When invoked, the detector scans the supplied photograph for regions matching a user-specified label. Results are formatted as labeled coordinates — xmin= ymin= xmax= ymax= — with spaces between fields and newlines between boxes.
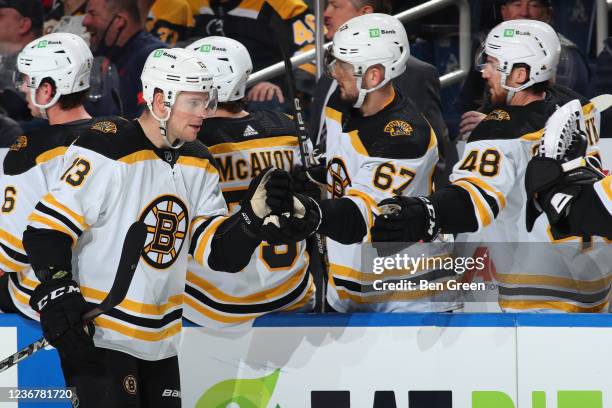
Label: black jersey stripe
xmin=34 ymin=202 xmax=83 ymax=237
xmin=467 ymin=182 xmax=500 ymax=218
xmin=0 ymin=243 xmax=28 ymax=264
xmin=97 ymin=306 xmax=183 ymax=330
xmin=189 ymin=215 xmax=221 ymax=255
xmin=185 ymin=270 xmax=309 ymax=314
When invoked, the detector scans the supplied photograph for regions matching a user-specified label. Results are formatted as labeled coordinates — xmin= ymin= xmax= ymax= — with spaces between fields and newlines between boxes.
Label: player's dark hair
xmin=349 ymin=0 xmax=393 ymax=14
xmin=219 ymin=98 xmax=249 ymax=114
xmin=40 ymin=78 xmax=89 ymax=110
xmin=106 ymin=0 xmax=141 ymax=24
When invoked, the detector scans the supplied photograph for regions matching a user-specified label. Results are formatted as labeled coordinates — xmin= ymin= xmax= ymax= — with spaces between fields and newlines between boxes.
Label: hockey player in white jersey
xmin=372 ymin=19 xmax=609 ymax=313
xmin=183 ymin=36 xmax=318 ymax=327
xmin=288 ymin=13 xmax=458 ymax=313
xmin=21 ymin=48 xmax=294 ymax=407
xmin=525 ymin=99 xmax=611 ymax=238
xmin=0 ymin=33 xmax=94 ymax=317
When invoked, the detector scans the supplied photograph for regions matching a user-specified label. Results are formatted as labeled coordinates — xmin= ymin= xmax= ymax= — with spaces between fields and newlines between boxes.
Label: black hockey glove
xmin=238 ymin=167 xmax=293 ymax=239
xmin=371 ymin=196 xmax=440 ymax=243
xmin=29 ymin=274 xmax=95 ymax=355
xmin=525 ymin=156 xmax=603 ymax=233
xmin=291 ymin=153 xmax=327 ymax=201
xmin=261 ymin=193 xmax=322 ymax=245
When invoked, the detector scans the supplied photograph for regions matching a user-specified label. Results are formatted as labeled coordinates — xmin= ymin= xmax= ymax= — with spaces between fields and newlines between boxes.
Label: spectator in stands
xmin=311 ymin=0 xmax=454 ymax=187
xmin=192 ymin=0 xmax=316 ymax=106
xmin=146 ymin=0 xmax=195 ymax=46
xmin=587 ymin=39 xmax=612 ymax=138
xmin=457 ymin=0 xmax=591 ymax=138
xmin=82 ymin=0 xmax=167 ymax=118
xmin=0 ymin=0 xmax=44 ymax=122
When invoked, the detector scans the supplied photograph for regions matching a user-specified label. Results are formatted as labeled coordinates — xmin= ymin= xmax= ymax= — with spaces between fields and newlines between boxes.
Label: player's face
xmin=481 ymin=56 xmax=508 ymax=105
xmin=501 ymin=0 xmax=551 ymax=23
xmin=324 ymin=0 xmax=361 ymax=40
xmin=167 ymin=91 xmax=216 ymax=142
xmin=18 ymin=75 xmax=47 ymax=118
xmin=83 ymin=0 xmax=119 ymax=50
xmin=330 ymin=59 xmax=359 ymax=103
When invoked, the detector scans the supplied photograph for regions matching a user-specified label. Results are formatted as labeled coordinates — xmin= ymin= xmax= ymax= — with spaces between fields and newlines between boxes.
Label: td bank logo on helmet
xmin=153 ymin=50 xmax=177 ymax=59
xmin=37 ymin=40 xmax=62 ymax=48
xmin=199 ymin=45 xmax=227 ymax=52
xmin=369 ymin=28 xmax=397 ymax=38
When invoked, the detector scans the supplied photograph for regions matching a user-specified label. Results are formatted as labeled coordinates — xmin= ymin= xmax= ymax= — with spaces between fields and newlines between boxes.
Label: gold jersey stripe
xmin=184 ymin=295 xmax=260 ymax=324
xmin=94 ymin=317 xmax=182 ymax=341
xmin=599 ymin=175 xmax=612 ymax=201
xmin=0 ymin=252 xmax=26 ymax=272
xmin=284 ymin=277 xmax=315 ymax=311
xmin=177 ymin=156 xmax=218 ymax=174
xmin=454 ymin=180 xmax=493 ymax=227
xmin=520 ymin=128 xmax=544 ymax=142
xmin=81 ymin=286 xmax=183 ymax=316
xmin=325 ymin=106 xmax=342 ymax=124
xmin=118 ymin=150 xmax=158 ymax=164
xmin=186 ymin=264 xmax=307 ymax=304
xmin=43 ymin=193 xmax=88 ymax=230
xmin=194 ymin=216 xmax=226 ymax=265
xmin=495 ymin=272 xmax=612 ymax=292
xmin=35 ymin=146 xmax=68 ymax=165
xmin=9 ymin=282 xmax=31 ymax=307
xmin=28 ymin=213 xmax=77 ymax=244
xmin=455 ymin=177 xmax=507 ymax=209
xmin=0 ymin=228 xmax=25 ymax=251
xmin=499 ymin=299 xmax=609 ymax=313
xmin=17 ymin=270 xmax=38 ymax=290
xmin=329 ymin=274 xmax=455 ymax=302
xmin=330 ymin=255 xmax=453 ymax=282
xmin=208 ymin=136 xmax=298 ymax=154
xmin=348 ymin=130 xmax=368 ymax=156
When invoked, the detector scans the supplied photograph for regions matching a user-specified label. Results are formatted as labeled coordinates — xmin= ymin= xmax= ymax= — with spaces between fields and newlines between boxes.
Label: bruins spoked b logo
xmin=328 ymin=157 xmax=351 ymax=199
xmin=139 ymin=195 xmax=189 ymax=269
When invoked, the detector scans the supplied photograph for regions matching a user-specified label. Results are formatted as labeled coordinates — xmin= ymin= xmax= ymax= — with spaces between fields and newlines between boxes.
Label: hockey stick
xmin=0 ymin=221 xmax=147 ymax=374
xmin=258 ymin=2 xmax=329 ymax=312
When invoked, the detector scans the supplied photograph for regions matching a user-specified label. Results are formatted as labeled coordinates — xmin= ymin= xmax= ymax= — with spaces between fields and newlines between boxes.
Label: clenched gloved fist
xmin=371 ymin=196 xmax=440 ymax=243
xmin=238 ymin=167 xmax=293 ymax=238
xmin=261 ymin=193 xmax=322 ymax=244
xmin=29 ymin=275 xmax=94 ymax=355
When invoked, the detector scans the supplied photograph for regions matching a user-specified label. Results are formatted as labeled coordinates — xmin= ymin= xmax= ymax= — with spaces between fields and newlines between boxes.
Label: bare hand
xmin=247 ymin=81 xmax=285 ymax=103
xmin=459 ymin=111 xmax=486 ymax=139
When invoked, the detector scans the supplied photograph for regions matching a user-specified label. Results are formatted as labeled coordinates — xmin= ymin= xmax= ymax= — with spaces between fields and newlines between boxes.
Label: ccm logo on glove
xmin=36 ymin=284 xmax=81 ymax=311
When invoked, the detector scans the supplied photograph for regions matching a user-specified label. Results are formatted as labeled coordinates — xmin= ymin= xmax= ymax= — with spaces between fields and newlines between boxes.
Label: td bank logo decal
xmin=196 ymin=369 xmax=280 ymax=408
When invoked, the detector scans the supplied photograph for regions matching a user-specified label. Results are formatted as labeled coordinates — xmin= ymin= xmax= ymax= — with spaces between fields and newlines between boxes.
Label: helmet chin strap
xmin=149 ymin=106 xmax=184 ymax=149
xmin=352 ymin=76 xmax=391 ymax=109
xmin=31 ymin=89 xmax=61 ymax=120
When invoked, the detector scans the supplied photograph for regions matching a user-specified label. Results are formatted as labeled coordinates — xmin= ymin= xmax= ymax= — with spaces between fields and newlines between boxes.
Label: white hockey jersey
xmin=25 ymin=117 xmax=228 ymax=360
xmin=451 ymin=86 xmax=610 ymax=313
xmin=0 ymin=121 xmax=91 ymax=319
xmin=184 ymin=110 xmax=315 ymax=328
xmin=323 ymin=88 xmax=459 ymax=312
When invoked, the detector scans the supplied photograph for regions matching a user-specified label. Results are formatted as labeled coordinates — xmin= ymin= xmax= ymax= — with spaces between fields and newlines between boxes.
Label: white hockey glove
xmin=525 ymin=99 xmax=604 ymax=233
xmin=238 ymin=167 xmax=293 ymax=239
